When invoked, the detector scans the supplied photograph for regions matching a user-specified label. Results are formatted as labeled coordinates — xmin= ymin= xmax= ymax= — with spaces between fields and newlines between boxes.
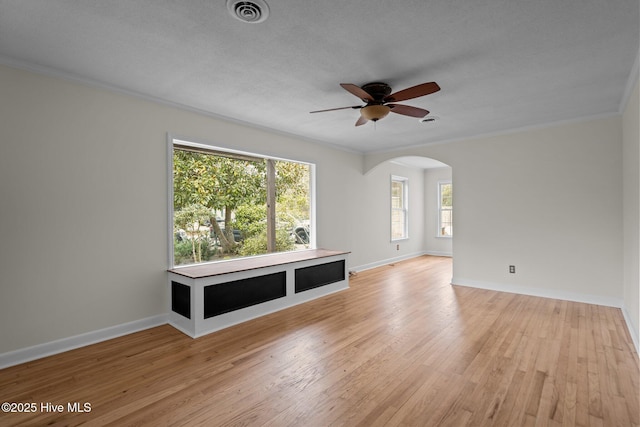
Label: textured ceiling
xmin=0 ymin=0 xmax=638 ymax=153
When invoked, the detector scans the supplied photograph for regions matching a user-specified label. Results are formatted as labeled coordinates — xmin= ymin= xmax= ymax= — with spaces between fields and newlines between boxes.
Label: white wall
xmin=365 ymin=115 xmax=625 ymax=306
xmin=452 ymin=118 xmax=623 ymax=305
xmin=622 ymin=76 xmax=639 ymax=349
xmin=352 ymin=162 xmax=426 ymax=271
xmin=0 ymin=64 xmax=383 ymax=354
xmin=424 ymin=167 xmax=453 ymax=256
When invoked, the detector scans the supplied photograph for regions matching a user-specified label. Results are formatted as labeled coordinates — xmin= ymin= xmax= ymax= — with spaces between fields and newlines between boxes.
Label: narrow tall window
xmin=391 ymin=176 xmax=409 ymax=241
xmin=438 ymin=181 xmax=453 ymax=237
xmin=170 ymin=139 xmax=314 ymax=266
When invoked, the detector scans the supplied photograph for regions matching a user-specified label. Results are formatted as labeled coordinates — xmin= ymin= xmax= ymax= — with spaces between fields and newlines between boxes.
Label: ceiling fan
xmin=310 ymin=81 xmax=440 ymax=126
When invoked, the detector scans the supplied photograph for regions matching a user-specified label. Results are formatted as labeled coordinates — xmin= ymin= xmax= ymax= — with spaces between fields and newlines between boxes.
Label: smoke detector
xmin=227 ymin=0 xmax=270 ymax=23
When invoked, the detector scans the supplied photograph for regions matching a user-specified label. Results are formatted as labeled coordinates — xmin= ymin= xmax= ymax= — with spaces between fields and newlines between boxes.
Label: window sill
xmin=391 ymin=238 xmax=409 ymax=243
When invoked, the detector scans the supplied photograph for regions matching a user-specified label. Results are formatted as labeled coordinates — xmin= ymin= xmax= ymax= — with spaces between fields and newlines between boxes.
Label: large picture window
xmin=438 ymin=181 xmax=453 ymax=237
xmin=391 ymin=175 xmax=409 ymax=241
xmin=170 ymin=139 xmax=314 ymax=266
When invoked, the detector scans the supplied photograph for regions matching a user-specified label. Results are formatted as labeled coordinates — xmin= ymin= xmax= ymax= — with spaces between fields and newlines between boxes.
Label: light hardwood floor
xmin=1 ymin=256 xmax=638 ymax=426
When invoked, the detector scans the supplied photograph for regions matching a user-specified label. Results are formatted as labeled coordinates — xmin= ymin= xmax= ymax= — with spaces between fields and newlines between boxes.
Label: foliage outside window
xmin=391 ymin=176 xmax=408 ymax=241
xmin=438 ymin=181 xmax=453 ymax=237
xmin=171 ymin=141 xmax=313 ymax=266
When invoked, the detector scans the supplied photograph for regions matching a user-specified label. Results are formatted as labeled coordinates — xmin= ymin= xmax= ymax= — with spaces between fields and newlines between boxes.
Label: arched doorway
xmin=390 ymin=156 xmax=453 ymax=259
xmin=360 ymin=155 xmax=453 ymax=268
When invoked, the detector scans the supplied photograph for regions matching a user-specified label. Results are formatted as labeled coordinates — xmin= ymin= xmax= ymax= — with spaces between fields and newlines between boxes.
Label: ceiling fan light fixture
xmin=361 ymin=104 xmax=391 ymax=121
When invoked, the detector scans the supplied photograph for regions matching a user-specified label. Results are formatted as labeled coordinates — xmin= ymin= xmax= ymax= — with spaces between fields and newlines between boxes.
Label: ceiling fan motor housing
xmin=361 ymin=82 xmax=392 ymax=101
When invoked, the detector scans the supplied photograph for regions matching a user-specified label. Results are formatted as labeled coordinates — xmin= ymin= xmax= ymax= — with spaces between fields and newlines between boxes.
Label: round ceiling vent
xmin=227 ymin=0 xmax=270 ymax=23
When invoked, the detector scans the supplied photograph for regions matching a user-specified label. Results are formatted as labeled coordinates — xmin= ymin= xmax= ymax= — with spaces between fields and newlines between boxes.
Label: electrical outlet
xmin=396 ymin=244 xmax=400 ymax=250
xmin=509 ymin=265 xmax=516 ymax=274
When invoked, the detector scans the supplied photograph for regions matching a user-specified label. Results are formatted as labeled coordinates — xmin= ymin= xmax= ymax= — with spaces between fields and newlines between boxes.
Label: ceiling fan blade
xmin=340 ymin=83 xmax=375 ymax=102
xmin=388 ymin=104 xmax=430 ymax=118
xmin=355 ymin=115 xmax=368 ymax=126
xmin=385 ymin=82 xmax=440 ymax=102
xmin=310 ymin=105 xmax=362 ymax=113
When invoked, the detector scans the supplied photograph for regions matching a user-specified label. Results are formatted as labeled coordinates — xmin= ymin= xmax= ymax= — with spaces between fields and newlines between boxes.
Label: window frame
xmin=167 ymin=136 xmax=316 ymax=268
xmin=390 ymin=175 xmax=409 ymax=241
xmin=437 ymin=180 xmax=453 ymax=238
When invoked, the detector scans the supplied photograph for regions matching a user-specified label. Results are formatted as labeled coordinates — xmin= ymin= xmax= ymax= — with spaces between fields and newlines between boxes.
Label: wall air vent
xmin=420 ymin=115 xmax=439 ymax=123
xmin=227 ymin=0 xmax=270 ymax=23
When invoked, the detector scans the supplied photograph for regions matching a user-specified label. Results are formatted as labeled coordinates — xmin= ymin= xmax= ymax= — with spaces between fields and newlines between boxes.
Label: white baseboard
xmin=451 ymin=277 xmax=640 ymax=353
xmin=0 ymin=314 xmax=167 ymax=369
xmin=621 ymin=306 xmax=640 ymax=354
xmin=451 ymin=277 xmax=624 ymax=308
xmin=424 ymin=250 xmax=453 ymax=257
xmin=3 ymin=272 xmax=636 ymax=369
xmin=351 ymin=251 xmax=428 ymax=273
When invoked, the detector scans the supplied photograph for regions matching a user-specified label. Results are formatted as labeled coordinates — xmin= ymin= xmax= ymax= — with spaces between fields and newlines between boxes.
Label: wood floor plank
xmin=0 ymin=256 xmax=637 ymax=426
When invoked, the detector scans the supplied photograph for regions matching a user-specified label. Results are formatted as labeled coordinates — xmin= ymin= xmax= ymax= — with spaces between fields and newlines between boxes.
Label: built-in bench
xmin=167 ymin=249 xmax=349 ymax=337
